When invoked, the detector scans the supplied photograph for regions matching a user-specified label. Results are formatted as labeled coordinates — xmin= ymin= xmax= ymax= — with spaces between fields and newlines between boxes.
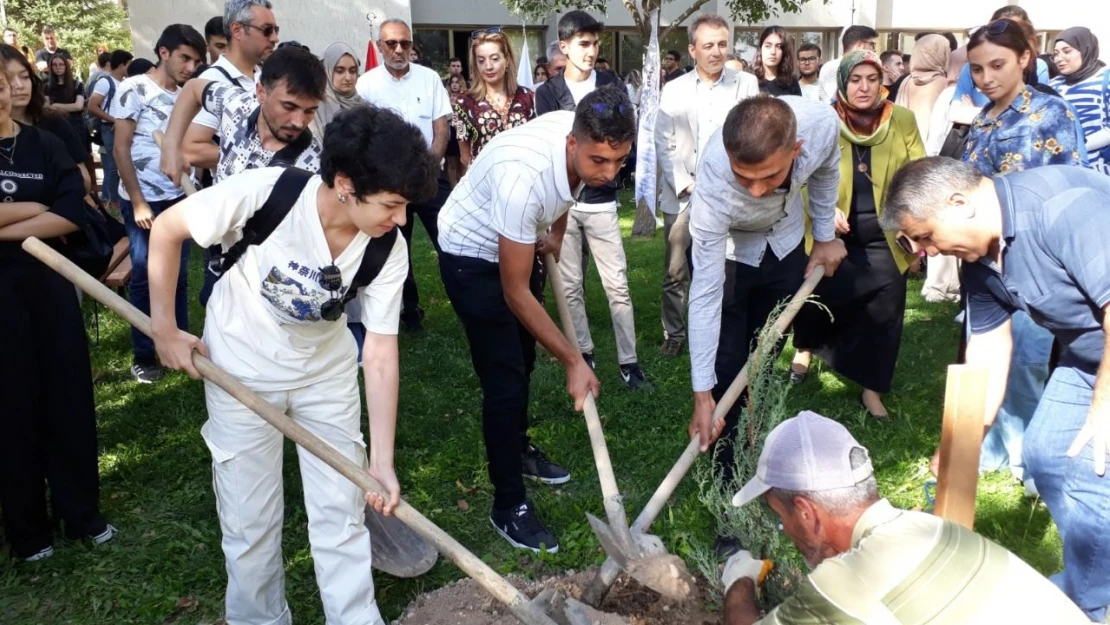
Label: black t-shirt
xmin=0 ymin=123 xmax=87 ymax=263
xmin=761 ymin=78 xmax=803 ymax=97
xmin=36 ymin=114 xmax=88 ymax=165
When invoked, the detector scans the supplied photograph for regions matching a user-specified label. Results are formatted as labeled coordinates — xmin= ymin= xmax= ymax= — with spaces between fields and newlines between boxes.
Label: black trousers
xmin=439 ymin=252 xmax=542 ymax=510
xmin=401 ymin=171 xmax=450 ymax=320
xmin=711 ymin=244 xmax=807 ymax=482
xmin=0 ymin=262 xmax=105 ymax=557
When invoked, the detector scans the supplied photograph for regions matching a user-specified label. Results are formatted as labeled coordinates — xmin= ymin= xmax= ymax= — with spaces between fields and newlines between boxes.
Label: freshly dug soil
xmin=394 ymin=569 xmax=719 ymax=625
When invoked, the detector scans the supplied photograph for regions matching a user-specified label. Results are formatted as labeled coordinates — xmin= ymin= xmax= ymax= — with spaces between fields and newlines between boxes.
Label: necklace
xmin=487 ymin=90 xmax=511 ymax=122
xmin=854 ymin=145 xmax=874 ymax=185
xmin=0 ymin=123 xmax=18 ymax=165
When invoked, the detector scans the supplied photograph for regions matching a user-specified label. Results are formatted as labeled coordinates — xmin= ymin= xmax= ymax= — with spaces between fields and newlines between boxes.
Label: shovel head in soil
xmin=364 ymin=504 xmax=438 ymax=577
xmin=586 ymin=513 xmax=694 ymax=601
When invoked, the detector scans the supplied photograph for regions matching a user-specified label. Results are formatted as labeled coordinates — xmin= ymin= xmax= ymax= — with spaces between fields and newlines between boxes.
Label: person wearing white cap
xmin=721 ymin=410 xmax=1089 ymax=625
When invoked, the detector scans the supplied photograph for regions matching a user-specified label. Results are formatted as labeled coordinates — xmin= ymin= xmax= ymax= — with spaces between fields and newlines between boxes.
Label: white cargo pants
xmin=201 ymin=367 xmax=384 ymax=625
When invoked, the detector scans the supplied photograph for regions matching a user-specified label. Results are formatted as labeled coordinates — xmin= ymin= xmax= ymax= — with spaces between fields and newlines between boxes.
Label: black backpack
xmin=205 ymin=167 xmax=399 ymax=313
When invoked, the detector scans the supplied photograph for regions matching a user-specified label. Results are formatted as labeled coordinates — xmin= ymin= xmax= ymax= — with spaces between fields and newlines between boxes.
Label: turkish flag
xmin=366 ymin=41 xmax=379 ymax=70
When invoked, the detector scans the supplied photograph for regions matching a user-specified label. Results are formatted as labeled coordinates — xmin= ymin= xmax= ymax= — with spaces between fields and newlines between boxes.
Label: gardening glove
xmin=721 ymin=550 xmax=774 ymax=594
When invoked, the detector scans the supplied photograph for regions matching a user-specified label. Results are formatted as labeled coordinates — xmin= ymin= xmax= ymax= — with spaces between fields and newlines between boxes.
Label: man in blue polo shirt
xmin=881 ymin=156 xmax=1110 ymax=622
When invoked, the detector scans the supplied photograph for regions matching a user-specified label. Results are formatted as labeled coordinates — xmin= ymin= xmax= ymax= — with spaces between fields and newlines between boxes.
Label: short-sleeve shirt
xmin=191 ymin=55 xmax=259 ymax=130
xmin=356 ymin=64 xmax=451 ymax=148
xmin=114 ymin=74 xmax=184 ymax=202
xmin=90 ymin=75 xmax=120 ymax=116
xmin=201 ymin=82 xmax=323 ymax=183
xmin=451 ymin=87 xmax=536 ymax=160
xmin=183 ymin=167 xmax=408 ymax=391
xmin=757 ymin=499 xmax=1090 ymax=624
xmin=963 ymin=166 xmax=1110 ymax=386
xmin=437 ymin=111 xmax=581 ymax=263
xmin=963 ymin=86 xmax=1085 ymax=175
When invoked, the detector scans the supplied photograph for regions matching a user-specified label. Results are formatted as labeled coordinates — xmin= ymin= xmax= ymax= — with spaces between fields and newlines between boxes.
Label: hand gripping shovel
xmin=543 ymin=254 xmax=694 ymax=601
xmin=579 ymin=265 xmax=826 ymax=606
xmin=149 ymin=130 xmax=433 ymax=578
xmin=24 ymin=237 xmax=560 ymax=625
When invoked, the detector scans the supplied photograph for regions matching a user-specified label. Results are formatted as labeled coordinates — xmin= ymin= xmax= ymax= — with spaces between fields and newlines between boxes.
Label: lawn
xmin=0 ymin=200 xmax=1060 ymax=624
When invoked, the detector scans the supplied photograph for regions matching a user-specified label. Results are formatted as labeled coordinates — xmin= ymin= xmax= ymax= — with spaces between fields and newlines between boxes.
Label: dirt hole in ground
xmin=394 ymin=568 xmax=718 ymax=625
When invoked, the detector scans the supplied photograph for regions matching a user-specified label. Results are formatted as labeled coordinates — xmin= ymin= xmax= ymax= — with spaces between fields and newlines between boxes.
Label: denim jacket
xmin=963 ymin=86 xmax=1086 ymax=175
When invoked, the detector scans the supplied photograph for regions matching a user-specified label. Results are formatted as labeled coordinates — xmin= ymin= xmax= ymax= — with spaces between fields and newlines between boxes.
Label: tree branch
xmin=622 ymin=0 xmax=646 ymax=37
xmin=660 ymin=0 xmax=713 ymax=41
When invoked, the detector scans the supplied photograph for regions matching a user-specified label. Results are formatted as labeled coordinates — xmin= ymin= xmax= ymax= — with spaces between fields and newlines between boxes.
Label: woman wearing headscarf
xmin=309 ymin=43 xmax=362 ymax=140
xmin=791 ymin=51 xmax=925 ymax=419
xmin=1050 ymin=27 xmax=1110 ymax=174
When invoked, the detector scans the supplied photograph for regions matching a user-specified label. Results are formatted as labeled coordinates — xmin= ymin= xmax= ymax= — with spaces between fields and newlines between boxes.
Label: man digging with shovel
xmin=146 ymin=106 xmax=437 ymax=625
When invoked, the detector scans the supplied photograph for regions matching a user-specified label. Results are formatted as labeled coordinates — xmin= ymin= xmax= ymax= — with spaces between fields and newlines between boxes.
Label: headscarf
xmin=834 ymin=50 xmax=895 ymax=146
xmin=895 ymin=35 xmax=950 ymax=141
xmin=311 ymin=43 xmax=363 ymax=139
xmin=946 ymin=45 xmax=967 ymax=87
xmin=1056 ymin=27 xmax=1106 ymax=85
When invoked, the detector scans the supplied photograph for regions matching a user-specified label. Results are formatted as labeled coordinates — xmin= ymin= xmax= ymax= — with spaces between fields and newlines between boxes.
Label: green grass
xmin=0 ymin=200 xmax=1060 ymax=624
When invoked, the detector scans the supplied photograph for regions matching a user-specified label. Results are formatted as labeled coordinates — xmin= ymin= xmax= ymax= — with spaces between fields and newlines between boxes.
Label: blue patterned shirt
xmin=963 ymin=86 xmax=1085 ymax=175
xmin=1051 ymin=67 xmax=1110 ymax=175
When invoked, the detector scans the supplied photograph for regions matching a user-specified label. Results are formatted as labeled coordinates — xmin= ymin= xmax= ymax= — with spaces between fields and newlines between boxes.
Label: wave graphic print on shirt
xmin=260 ymin=262 xmax=347 ymax=324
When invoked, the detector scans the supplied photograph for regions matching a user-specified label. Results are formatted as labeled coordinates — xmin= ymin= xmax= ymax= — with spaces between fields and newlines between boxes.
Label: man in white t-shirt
xmin=817 ymin=25 xmax=878 ymax=104
xmin=114 ymin=24 xmax=205 ymax=384
xmin=437 ymin=88 xmax=635 ymax=553
xmin=87 ymin=49 xmax=133 ymax=208
xmin=357 ymin=18 xmax=452 ymax=335
xmin=148 ymin=106 xmax=438 ymax=625
xmin=183 ymin=0 xmax=278 ymax=171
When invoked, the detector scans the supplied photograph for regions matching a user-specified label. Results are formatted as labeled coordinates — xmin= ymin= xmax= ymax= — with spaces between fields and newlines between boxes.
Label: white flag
xmin=634 ymin=10 xmax=661 ymax=223
xmin=517 ymin=29 xmax=534 ymax=89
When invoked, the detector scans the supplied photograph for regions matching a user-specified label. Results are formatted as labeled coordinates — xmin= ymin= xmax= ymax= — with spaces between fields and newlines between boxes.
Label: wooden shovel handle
xmin=22 ymin=237 xmax=558 ymax=625
xmin=151 ymin=130 xmax=198 ymax=196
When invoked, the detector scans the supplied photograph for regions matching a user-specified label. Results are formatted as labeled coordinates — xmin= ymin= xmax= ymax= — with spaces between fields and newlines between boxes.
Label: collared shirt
xmin=437 ymin=111 xmax=582 ymax=263
xmin=201 ymin=82 xmax=322 ymax=183
xmin=964 ymin=166 xmax=1110 ymax=386
xmin=963 ymin=85 xmax=1085 ymax=175
xmin=687 ymin=96 xmax=840 ymax=391
xmin=192 ymin=55 xmax=260 ymax=130
xmin=694 ymin=73 xmax=729 ymax=158
xmin=356 ymin=64 xmax=451 ymax=148
xmin=757 ymin=499 xmax=1089 ymax=624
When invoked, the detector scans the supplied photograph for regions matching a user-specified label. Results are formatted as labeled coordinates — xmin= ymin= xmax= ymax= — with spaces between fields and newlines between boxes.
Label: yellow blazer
xmin=806 ymin=105 xmax=926 ymax=274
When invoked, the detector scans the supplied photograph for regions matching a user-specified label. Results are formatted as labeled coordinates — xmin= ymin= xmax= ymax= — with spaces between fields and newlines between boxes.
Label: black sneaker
xmin=521 ymin=444 xmax=570 ymax=485
xmin=660 ymin=338 xmax=684 ymax=357
xmin=620 ymin=363 xmax=653 ymax=391
xmin=582 ymin=352 xmax=596 ymax=370
xmin=490 ymin=500 xmax=559 ymax=553
xmin=131 ymin=362 xmax=164 ymax=384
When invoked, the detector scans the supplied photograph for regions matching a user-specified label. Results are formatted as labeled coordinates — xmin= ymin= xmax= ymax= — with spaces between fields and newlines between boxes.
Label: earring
xmin=338 ymin=193 xmax=347 ymax=204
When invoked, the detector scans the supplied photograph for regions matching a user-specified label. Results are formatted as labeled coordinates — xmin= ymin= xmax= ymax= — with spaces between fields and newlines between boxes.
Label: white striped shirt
xmin=1051 ymin=68 xmax=1110 ymax=175
xmin=438 ymin=112 xmax=581 ymax=263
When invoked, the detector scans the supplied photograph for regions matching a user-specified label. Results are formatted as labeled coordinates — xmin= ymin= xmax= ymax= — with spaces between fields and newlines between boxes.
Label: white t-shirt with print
xmin=192 ymin=55 xmax=260 ymax=130
xmin=565 ymin=71 xmax=598 ymax=106
xmin=115 ymin=74 xmax=184 ymax=202
xmin=184 ymin=167 xmax=408 ymax=391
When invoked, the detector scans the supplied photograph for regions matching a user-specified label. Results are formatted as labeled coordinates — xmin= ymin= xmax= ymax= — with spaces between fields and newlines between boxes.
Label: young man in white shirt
xmin=656 ymin=14 xmax=760 ymax=358
xmin=114 ymin=24 xmax=205 ymax=384
xmin=536 ymin=11 xmax=650 ymax=389
xmin=817 ymin=25 xmax=878 ymax=104
xmin=437 ymin=87 xmax=635 ymax=553
xmin=357 ymin=18 xmax=452 ymax=335
xmin=87 ymin=49 xmax=133 ymax=209
xmin=797 ymin=43 xmax=822 ymax=101
xmin=148 ymin=106 xmax=438 ymax=625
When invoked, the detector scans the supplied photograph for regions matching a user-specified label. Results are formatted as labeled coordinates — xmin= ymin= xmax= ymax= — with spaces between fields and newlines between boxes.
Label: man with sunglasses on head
xmin=357 ymin=18 xmax=452 ymax=335
xmin=437 ymin=87 xmax=634 ymax=553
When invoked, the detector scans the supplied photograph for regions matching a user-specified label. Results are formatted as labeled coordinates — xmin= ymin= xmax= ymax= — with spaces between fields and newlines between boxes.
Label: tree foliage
xmin=5 ymin=0 xmax=131 ymax=80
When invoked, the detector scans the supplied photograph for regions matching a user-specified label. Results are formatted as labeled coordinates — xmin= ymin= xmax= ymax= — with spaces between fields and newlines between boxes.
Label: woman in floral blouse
xmin=452 ymin=29 xmax=536 ymax=172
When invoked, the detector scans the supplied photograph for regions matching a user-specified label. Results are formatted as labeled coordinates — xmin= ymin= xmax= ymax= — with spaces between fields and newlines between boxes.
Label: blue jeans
xmin=980 ymin=311 xmax=1052 ymax=480
xmin=120 ymin=197 xmax=190 ymax=364
xmin=1024 ymin=366 xmax=1110 ymax=621
xmin=99 ymin=125 xmax=120 ymax=205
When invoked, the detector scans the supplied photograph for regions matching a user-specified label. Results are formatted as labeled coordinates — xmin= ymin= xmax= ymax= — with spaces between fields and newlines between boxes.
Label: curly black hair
xmin=572 ymin=85 xmax=636 ymax=147
xmin=321 ymin=105 xmax=438 ymax=203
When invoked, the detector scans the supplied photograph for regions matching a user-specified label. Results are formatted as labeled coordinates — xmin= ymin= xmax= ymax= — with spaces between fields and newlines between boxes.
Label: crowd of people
xmin=2 ymin=0 xmax=1110 ymax=623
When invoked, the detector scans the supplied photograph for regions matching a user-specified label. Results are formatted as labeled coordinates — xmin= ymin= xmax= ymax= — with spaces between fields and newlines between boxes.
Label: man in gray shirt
xmin=686 ymin=97 xmax=846 ymax=552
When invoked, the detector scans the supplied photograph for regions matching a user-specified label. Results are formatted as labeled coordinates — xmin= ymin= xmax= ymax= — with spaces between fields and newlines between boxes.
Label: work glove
xmin=721 ymin=549 xmax=774 ymax=594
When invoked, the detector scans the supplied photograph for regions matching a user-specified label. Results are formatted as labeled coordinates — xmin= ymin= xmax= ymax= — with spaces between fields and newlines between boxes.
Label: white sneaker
xmin=91 ymin=524 xmax=117 ymax=545
xmin=24 ymin=546 xmax=54 ymax=562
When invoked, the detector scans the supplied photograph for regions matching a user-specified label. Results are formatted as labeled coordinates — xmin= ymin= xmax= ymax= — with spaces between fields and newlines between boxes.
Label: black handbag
xmin=939 ymin=122 xmax=971 ymax=160
xmin=64 ymin=201 xmax=122 ymax=279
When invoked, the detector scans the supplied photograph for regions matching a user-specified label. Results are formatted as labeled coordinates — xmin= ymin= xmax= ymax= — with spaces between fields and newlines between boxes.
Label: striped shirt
xmin=758 ymin=499 xmax=1089 ymax=625
xmin=1051 ymin=68 xmax=1110 ymax=175
xmin=437 ymin=111 xmax=582 ymax=263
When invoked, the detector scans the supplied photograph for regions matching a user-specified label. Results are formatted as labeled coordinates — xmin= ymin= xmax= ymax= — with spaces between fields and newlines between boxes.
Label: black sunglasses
xmin=471 ymin=27 xmax=501 ymax=39
xmin=895 ymin=234 xmax=917 ymax=256
xmin=383 ymin=39 xmax=413 ymax=50
xmin=318 ymin=265 xmax=346 ymax=322
xmin=590 ymin=102 xmax=634 ymax=119
xmin=983 ymin=20 xmax=1013 ymax=37
xmin=242 ymin=23 xmax=279 ymax=38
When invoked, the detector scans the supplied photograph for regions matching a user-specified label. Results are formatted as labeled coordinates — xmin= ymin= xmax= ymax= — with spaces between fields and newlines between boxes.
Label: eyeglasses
xmin=471 ymin=26 xmax=501 ymax=39
xmin=242 ymin=23 xmax=280 ymax=38
xmin=798 ymin=56 xmax=819 ymax=63
xmin=318 ymin=265 xmax=346 ymax=322
xmin=383 ymin=39 xmax=413 ymax=50
xmin=589 ymin=102 xmax=634 ymax=119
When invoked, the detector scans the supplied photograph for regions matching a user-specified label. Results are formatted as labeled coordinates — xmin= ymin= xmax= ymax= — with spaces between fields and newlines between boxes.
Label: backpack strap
xmin=209 ymin=64 xmax=243 ymax=89
xmin=209 ymin=167 xmax=314 ymax=276
xmin=269 ymin=126 xmax=314 ymax=168
xmin=340 ymin=229 xmax=399 ymax=306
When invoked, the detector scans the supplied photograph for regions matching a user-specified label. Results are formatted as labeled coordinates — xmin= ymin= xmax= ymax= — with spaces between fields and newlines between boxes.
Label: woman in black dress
xmin=791 ymin=51 xmax=926 ymax=418
xmin=43 ymin=52 xmax=91 ymax=154
xmin=0 ymin=61 xmax=113 ymax=561
xmin=752 ymin=26 xmax=802 ymax=97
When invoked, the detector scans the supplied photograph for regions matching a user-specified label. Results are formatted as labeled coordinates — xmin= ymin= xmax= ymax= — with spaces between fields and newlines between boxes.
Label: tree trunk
xmin=631 ymin=196 xmax=658 ymax=237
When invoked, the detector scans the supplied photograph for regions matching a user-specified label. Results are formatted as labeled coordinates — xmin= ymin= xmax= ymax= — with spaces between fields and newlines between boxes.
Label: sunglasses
xmin=383 ymin=39 xmax=413 ymax=50
xmin=984 ymin=20 xmax=1013 ymax=37
xmin=242 ymin=23 xmax=279 ymax=38
xmin=589 ymin=102 xmax=634 ymax=119
xmin=471 ymin=26 xmax=501 ymax=39
xmin=895 ymin=234 xmax=922 ymax=257
xmin=318 ymin=265 xmax=346 ymax=322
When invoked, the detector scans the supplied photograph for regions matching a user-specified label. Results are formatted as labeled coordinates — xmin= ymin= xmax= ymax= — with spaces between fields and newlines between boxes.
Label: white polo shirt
xmin=192 ymin=55 xmax=260 ymax=129
xmin=438 ymin=111 xmax=582 ymax=263
xmin=356 ymin=64 xmax=450 ymax=148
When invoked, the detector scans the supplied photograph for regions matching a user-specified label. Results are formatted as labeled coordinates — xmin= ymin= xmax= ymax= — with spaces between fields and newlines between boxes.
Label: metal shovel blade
xmin=365 ymin=504 xmax=438 ymax=577
xmin=586 ymin=513 xmax=694 ymax=601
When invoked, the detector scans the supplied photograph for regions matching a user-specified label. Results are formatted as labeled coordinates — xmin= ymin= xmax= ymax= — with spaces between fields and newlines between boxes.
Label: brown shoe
xmin=661 ymin=338 xmax=684 ymax=357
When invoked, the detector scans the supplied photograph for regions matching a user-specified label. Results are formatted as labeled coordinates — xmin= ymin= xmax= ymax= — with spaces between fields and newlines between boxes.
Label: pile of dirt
xmin=394 ymin=568 xmax=718 ymax=625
